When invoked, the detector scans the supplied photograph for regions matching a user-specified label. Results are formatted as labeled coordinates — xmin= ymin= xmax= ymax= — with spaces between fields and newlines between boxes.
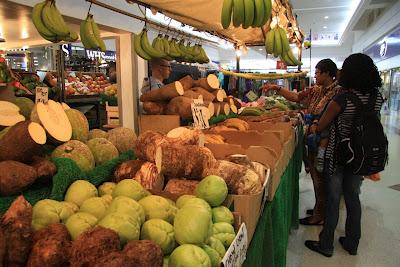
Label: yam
xmin=227 ymin=96 xmax=242 ymax=109
xmin=0 ymin=228 xmax=5 ymax=267
xmin=140 ymin=81 xmax=184 ymax=102
xmin=0 ymin=161 xmax=38 ymax=196
xmin=32 ymin=223 xmax=71 ymax=244
xmin=0 ymin=100 xmax=25 ymax=127
xmin=30 ymin=156 xmax=57 ymax=184
xmin=27 ymin=238 xmax=71 ymax=267
xmin=134 ymin=162 xmax=164 ymax=190
xmin=0 ymin=121 xmax=46 ymax=162
xmin=166 ymin=127 xmax=204 ymax=146
xmin=183 ymin=90 xmax=203 ymax=100
xmin=193 ymin=74 xmax=220 ymax=91
xmin=143 ymin=101 xmax=167 ymax=115
xmin=164 ymin=179 xmax=199 ymax=195
xmin=112 ymin=160 xmax=147 ymax=183
xmin=203 ymin=101 xmax=215 ymax=117
xmin=1 ymin=196 xmax=33 ymax=267
xmin=156 ymin=144 xmax=217 ymax=179
xmin=191 ymin=87 xmax=215 ymax=102
xmin=165 ymin=96 xmax=193 ymax=119
xmin=123 ymin=240 xmax=163 ymax=267
xmin=134 ymin=131 xmax=170 ymax=162
xmin=214 ymin=102 xmax=230 ymax=116
xmin=178 ymin=75 xmax=194 ymax=91
xmin=69 ymin=227 xmax=121 ymax=267
xmin=212 ymin=90 xmax=225 ymax=102
xmin=93 ymin=251 xmax=132 ymax=267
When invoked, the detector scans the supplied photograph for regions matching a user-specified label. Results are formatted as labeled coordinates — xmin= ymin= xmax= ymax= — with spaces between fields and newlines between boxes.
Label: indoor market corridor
xmin=286 ymin=112 xmax=400 ymax=267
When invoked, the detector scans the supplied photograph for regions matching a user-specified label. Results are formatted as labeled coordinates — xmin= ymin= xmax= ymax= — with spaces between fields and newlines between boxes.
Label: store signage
xmin=191 ymin=99 xmax=210 ymax=129
xmin=61 ymin=44 xmax=72 ymax=57
xmin=246 ymin=90 xmax=258 ymax=102
xmin=221 ymin=223 xmax=248 ymax=267
xmin=35 ymin=87 xmax=48 ymax=104
xmin=364 ymin=26 xmax=400 ymax=62
xmin=276 ymin=60 xmax=287 ymax=70
xmin=85 ymin=50 xmax=116 ymax=61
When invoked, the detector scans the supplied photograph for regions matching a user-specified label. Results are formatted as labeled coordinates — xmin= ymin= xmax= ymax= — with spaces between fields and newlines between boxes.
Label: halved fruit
xmin=28 ymin=121 xmax=47 ymax=144
xmin=0 ymin=101 xmax=25 ymax=126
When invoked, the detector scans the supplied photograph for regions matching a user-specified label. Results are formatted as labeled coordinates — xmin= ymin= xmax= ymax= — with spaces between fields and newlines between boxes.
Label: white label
xmin=222 ymin=223 xmax=248 ymax=267
xmin=246 ymin=90 xmax=258 ymax=102
xmin=191 ymin=99 xmax=210 ymax=129
xmin=35 ymin=87 xmax=48 ymax=104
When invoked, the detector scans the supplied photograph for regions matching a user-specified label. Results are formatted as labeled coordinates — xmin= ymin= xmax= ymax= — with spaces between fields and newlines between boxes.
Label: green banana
xmin=232 ymin=0 xmax=244 ymax=27
xmin=161 ymin=35 xmax=170 ymax=54
xmin=41 ymin=1 xmax=69 ymax=37
xmin=133 ymin=32 xmax=151 ymax=60
xmin=281 ymin=51 xmax=295 ymax=66
xmin=199 ymin=46 xmax=210 ymax=63
xmin=79 ymin=20 xmax=91 ymax=49
xmin=140 ymin=30 xmax=164 ymax=58
xmin=221 ymin=0 xmax=233 ymax=29
xmin=152 ymin=35 xmax=167 ymax=57
xmin=253 ymin=0 xmax=265 ymax=27
xmin=240 ymin=107 xmax=264 ymax=116
xmin=63 ymin=31 xmax=79 ymax=42
xmin=80 ymin=16 xmax=99 ymax=49
xmin=287 ymin=49 xmax=302 ymax=65
xmin=243 ymin=0 xmax=255 ymax=29
xmin=273 ymin=27 xmax=282 ymax=57
xmin=168 ymin=39 xmax=182 ymax=58
xmin=265 ymin=28 xmax=275 ymax=54
xmin=278 ymin=27 xmax=290 ymax=52
xmin=91 ymin=16 xmax=106 ymax=51
xmin=32 ymin=1 xmax=56 ymax=39
xmin=261 ymin=0 xmax=272 ymax=26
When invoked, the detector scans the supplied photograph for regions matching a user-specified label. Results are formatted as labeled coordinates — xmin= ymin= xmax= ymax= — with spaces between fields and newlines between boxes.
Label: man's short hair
xmin=149 ymin=58 xmax=169 ymax=69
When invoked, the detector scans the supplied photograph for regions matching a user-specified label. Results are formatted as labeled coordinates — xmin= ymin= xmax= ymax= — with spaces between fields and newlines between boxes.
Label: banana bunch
xmin=80 ymin=14 xmax=106 ymax=51
xmin=32 ymin=1 xmax=78 ymax=43
xmin=240 ymin=107 xmax=269 ymax=116
xmin=221 ymin=0 xmax=272 ymax=29
xmin=265 ymin=26 xmax=302 ymax=66
xmin=222 ymin=69 xmax=307 ymax=80
xmin=133 ymin=29 xmax=210 ymax=64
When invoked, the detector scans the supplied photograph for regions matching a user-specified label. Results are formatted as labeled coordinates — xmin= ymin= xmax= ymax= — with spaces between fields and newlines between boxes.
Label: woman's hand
xmin=260 ymin=83 xmax=281 ymax=93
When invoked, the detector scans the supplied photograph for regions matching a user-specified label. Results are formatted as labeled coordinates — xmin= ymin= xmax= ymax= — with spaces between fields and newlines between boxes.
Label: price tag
xmin=35 ymin=87 xmax=49 ymax=104
xmin=221 ymin=223 xmax=248 ymax=267
xmin=246 ymin=90 xmax=258 ymax=102
xmin=191 ymin=99 xmax=210 ymax=129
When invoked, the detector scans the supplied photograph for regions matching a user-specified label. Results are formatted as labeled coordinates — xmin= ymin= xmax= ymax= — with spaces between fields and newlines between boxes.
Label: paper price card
xmin=246 ymin=90 xmax=258 ymax=102
xmin=222 ymin=223 xmax=248 ymax=267
xmin=191 ymin=99 xmax=210 ymax=129
xmin=35 ymin=87 xmax=49 ymax=104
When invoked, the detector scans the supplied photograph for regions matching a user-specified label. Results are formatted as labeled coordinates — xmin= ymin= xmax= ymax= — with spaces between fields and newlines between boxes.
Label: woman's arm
xmin=316 ymin=100 xmax=342 ymax=132
xmin=260 ymin=84 xmax=300 ymax=102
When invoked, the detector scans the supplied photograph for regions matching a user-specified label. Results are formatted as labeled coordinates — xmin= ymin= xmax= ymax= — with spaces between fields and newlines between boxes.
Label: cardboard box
xmin=139 ymin=115 xmax=180 ymax=134
xmin=248 ymin=121 xmax=294 ymax=142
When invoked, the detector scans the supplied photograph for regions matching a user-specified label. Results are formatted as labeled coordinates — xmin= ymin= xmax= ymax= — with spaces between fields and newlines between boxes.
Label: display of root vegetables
xmin=140 ymin=74 xmax=241 ymax=119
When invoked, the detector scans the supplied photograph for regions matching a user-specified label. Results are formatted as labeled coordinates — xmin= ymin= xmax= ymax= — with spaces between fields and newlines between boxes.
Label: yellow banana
xmin=140 ymin=30 xmax=164 ymax=58
xmin=273 ymin=27 xmax=282 ymax=57
xmin=265 ymin=29 xmax=275 ymax=54
xmin=41 ymin=1 xmax=69 ymax=37
xmin=232 ymin=0 xmax=244 ymax=27
xmin=133 ymin=32 xmax=151 ymax=60
xmin=253 ymin=0 xmax=265 ymax=27
xmin=32 ymin=1 xmax=57 ymax=40
xmin=243 ymin=0 xmax=255 ymax=29
xmin=261 ymin=0 xmax=272 ymax=26
xmin=63 ymin=31 xmax=79 ymax=42
xmin=221 ymin=0 xmax=233 ymax=29
xmin=91 ymin=16 xmax=106 ymax=51
xmin=278 ymin=26 xmax=290 ymax=52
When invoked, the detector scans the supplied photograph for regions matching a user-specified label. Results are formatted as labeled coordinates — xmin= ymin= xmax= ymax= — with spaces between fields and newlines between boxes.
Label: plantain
xmin=278 ymin=26 xmax=290 ymax=52
xmin=152 ymin=35 xmax=167 ymax=57
xmin=168 ymin=38 xmax=182 ymax=58
xmin=265 ymin=28 xmax=275 ymax=54
xmin=287 ymin=49 xmax=302 ymax=65
xmin=32 ymin=1 xmax=57 ymax=41
xmin=232 ymin=0 xmax=245 ymax=27
xmin=133 ymin=32 xmax=151 ymax=60
xmin=280 ymin=51 xmax=295 ymax=66
xmin=140 ymin=30 xmax=164 ymax=58
xmin=221 ymin=0 xmax=234 ymax=29
xmin=273 ymin=27 xmax=282 ymax=57
xmin=90 ymin=15 xmax=106 ymax=51
xmin=63 ymin=31 xmax=79 ymax=42
xmin=80 ymin=15 xmax=99 ymax=49
xmin=253 ymin=0 xmax=265 ymax=27
xmin=41 ymin=1 xmax=69 ymax=37
xmin=243 ymin=0 xmax=255 ymax=29
xmin=261 ymin=0 xmax=272 ymax=26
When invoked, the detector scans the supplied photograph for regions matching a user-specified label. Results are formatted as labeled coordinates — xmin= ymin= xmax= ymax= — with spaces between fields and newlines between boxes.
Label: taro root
xmin=93 ymin=251 xmax=133 ymax=267
xmin=27 ymin=238 xmax=71 ymax=267
xmin=69 ymin=226 xmax=120 ymax=267
xmin=32 ymin=223 xmax=71 ymax=244
xmin=123 ymin=240 xmax=163 ymax=267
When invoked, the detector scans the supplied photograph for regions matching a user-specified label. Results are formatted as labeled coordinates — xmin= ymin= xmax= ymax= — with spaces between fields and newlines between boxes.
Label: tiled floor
xmin=286 ymin=112 xmax=400 ymax=267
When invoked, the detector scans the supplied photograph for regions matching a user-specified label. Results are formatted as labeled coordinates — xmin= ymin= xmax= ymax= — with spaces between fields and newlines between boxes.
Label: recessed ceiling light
xmin=323 ymin=26 xmax=327 ymax=29
xmin=258 ymin=48 xmax=263 ymax=51
xmin=324 ymin=16 xmax=329 ymax=19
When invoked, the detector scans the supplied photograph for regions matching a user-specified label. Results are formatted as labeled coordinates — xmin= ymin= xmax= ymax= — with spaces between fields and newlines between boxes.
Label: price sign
xmin=221 ymin=223 xmax=248 ymax=267
xmin=191 ymin=99 xmax=210 ymax=129
xmin=245 ymin=90 xmax=258 ymax=102
xmin=35 ymin=87 xmax=49 ymax=104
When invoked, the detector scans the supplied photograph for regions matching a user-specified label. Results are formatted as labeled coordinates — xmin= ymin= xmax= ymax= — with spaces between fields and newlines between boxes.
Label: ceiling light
xmin=323 ymin=26 xmax=327 ymax=29
xmin=258 ymin=48 xmax=263 ymax=51
xmin=324 ymin=16 xmax=329 ymax=19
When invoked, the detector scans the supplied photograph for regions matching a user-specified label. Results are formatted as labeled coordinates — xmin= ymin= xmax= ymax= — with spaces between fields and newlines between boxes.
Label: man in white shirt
xmin=141 ymin=58 xmax=172 ymax=94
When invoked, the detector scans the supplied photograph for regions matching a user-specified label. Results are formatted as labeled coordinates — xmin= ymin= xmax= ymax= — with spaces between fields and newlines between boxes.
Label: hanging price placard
xmin=191 ymin=99 xmax=210 ymax=129
xmin=246 ymin=90 xmax=258 ymax=102
xmin=35 ymin=87 xmax=49 ymax=104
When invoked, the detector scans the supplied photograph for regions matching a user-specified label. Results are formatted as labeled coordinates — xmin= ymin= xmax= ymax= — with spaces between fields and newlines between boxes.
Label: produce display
xmin=134 ymin=29 xmax=210 ymax=64
xmin=66 ymin=73 xmax=113 ymax=96
xmin=0 ymin=58 xmax=13 ymax=84
xmin=141 ymin=74 xmax=241 ymax=119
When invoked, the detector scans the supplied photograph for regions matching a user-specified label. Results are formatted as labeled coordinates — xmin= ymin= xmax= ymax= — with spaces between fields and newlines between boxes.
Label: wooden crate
xmin=103 ymin=102 xmax=120 ymax=128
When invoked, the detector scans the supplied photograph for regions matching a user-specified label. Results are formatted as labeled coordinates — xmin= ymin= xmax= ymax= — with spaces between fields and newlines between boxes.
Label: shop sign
xmin=191 ymin=99 xmax=210 ymax=129
xmin=221 ymin=223 xmax=248 ymax=267
xmin=364 ymin=26 xmax=400 ymax=63
xmin=35 ymin=87 xmax=48 ymax=104
xmin=276 ymin=60 xmax=287 ymax=70
xmin=85 ymin=50 xmax=116 ymax=61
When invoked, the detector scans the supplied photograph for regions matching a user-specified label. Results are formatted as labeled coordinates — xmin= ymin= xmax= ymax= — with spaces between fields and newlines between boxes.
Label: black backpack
xmin=337 ymin=92 xmax=388 ymax=176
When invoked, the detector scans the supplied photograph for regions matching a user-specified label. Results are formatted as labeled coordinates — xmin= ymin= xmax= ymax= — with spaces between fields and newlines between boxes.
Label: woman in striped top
xmin=305 ymin=53 xmax=383 ymax=257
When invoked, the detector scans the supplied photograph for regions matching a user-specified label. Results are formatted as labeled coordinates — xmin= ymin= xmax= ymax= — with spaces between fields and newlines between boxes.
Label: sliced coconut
xmin=0 ymin=101 xmax=25 ymax=126
xmin=28 ymin=122 xmax=46 ymax=144
xmin=36 ymin=100 xmax=72 ymax=142
xmin=61 ymin=102 xmax=71 ymax=110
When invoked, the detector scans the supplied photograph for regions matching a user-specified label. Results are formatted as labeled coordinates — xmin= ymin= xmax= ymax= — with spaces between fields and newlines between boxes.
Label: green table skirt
xmin=243 ymin=135 xmax=302 ymax=267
